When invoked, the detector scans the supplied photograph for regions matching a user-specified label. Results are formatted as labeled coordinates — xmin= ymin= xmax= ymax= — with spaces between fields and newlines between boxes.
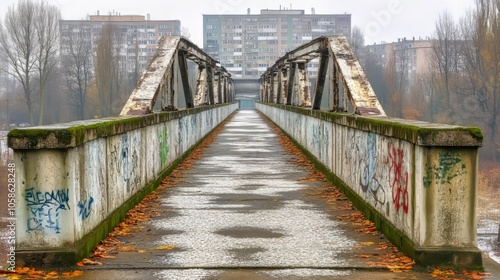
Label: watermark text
xmin=6 ymin=162 xmax=16 ymax=271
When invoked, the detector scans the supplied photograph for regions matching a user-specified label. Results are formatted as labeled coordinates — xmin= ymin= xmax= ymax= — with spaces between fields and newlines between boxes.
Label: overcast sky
xmin=0 ymin=0 xmax=475 ymax=46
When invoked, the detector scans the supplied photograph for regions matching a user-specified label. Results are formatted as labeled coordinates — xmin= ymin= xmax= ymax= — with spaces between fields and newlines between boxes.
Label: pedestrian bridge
xmin=8 ymin=36 xmax=483 ymax=269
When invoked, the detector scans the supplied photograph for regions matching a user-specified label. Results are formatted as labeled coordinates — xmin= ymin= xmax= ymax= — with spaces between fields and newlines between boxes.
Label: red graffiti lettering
xmin=388 ymin=143 xmax=408 ymax=214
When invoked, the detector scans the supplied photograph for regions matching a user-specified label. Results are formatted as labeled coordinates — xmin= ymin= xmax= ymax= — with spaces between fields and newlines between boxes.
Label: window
xmin=159 ymin=24 xmax=171 ymax=30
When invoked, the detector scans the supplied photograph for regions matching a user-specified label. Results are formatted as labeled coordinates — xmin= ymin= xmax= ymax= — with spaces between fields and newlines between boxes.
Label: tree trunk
xmin=38 ymin=86 xmax=44 ymax=125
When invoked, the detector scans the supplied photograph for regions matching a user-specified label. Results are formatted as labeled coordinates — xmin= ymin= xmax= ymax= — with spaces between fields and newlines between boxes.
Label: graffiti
xmin=78 ymin=197 xmax=94 ymax=221
xmin=359 ymin=133 xmax=386 ymax=206
xmin=159 ymin=127 xmax=169 ymax=166
xmin=121 ymin=134 xmax=131 ymax=191
xmin=344 ymin=129 xmax=364 ymax=180
xmin=25 ymin=188 xmax=70 ymax=233
xmin=131 ymin=135 xmax=141 ymax=188
xmin=312 ymin=123 xmax=321 ymax=159
xmin=423 ymin=152 xmax=466 ymax=188
xmin=388 ymin=143 xmax=408 ymax=214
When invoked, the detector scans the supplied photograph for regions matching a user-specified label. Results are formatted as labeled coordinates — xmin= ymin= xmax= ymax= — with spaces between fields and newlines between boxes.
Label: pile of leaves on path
xmin=260 ymin=112 xmax=491 ymax=280
xmin=0 ymin=267 xmax=83 ymax=279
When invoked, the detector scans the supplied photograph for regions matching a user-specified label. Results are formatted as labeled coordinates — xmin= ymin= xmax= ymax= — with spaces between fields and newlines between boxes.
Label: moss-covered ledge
xmin=8 ymin=103 xmax=236 ymax=149
xmin=259 ymin=103 xmax=483 ymax=147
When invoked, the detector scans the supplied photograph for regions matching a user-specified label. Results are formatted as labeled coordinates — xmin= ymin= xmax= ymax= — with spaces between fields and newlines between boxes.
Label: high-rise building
xmin=203 ymin=8 xmax=351 ymax=78
xmin=362 ymin=38 xmax=433 ymax=93
xmin=60 ymin=13 xmax=181 ymax=74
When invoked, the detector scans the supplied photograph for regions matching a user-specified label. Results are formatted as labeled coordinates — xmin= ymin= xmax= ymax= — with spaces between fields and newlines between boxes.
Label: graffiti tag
xmin=359 ymin=133 xmax=386 ymax=206
xmin=25 ymin=188 xmax=70 ymax=233
xmin=78 ymin=197 xmax=94 ymax=221
xmin=423 ymin=152 xmax=466 ymax=188
xmin=388 ymin=143 xmax=408 ymax=214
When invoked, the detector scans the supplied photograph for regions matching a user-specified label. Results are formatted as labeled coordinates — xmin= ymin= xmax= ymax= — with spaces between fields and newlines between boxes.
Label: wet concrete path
xmin=80 ymin=110 xmax=436 ymax=279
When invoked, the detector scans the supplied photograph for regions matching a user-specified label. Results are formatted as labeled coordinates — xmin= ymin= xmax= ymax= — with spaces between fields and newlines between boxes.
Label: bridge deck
xmin=81 ymin=110 xmax=438 ymax=279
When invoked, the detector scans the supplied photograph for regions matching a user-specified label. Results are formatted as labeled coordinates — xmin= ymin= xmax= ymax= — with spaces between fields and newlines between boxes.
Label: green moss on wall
xmin=8 ymin=103 xmax=237 ymax=149
xmin=258 ymin=102 xmax=483 ymax=147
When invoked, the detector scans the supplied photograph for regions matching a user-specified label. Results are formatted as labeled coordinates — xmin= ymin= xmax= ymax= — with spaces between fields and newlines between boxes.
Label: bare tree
xmin=0 ymin=0 xmax=38 ymax=125
xmin=432 ymin=11 xmax=461 ymax=114
xmin=112 ymin=43 xmax=130 ymax=114
xmin=349 ymin=26 xmax=365 ymax=57
xmin=384 ymin=46 xmax=403 ymax=117
xmin=181 ymin=26 xmax=191 ymax=40
xmin=459 ymin=0 xmax=500 ymax=159
xmin=34 ymin=1 xmax=60 ymax=125
xmin=95 ymin=22 xmax=114 ymax=117
xmin=62 ymin=25 xmax=93 ymax=120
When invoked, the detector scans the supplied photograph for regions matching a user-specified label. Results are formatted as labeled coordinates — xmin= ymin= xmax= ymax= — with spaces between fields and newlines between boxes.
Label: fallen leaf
xmin=45 ymin=271 xmax=60 ymax=278
xmin=14 ymin=267 xmax=31 ymax=274
xmin=155 ymin=244 xmax=175 ymax=250
xmin=81 ymin=258 xmax=102 ymax=265
xmin=62 ymin=270 xmax=84 ymax=278
xmin=118 ymin=246 xmax=137 ymax=252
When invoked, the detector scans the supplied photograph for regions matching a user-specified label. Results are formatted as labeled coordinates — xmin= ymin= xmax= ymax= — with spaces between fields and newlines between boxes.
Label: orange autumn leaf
xmin=14 ymin=267 xmax=31 ymax=274
xmin=118 ymin=246 xmax=137 ymax=252
xmin=155 ymin=244 xmax=176 ymax=250
xmin=62 ymin=270 xmax=84 ymax=278
xmin=81 ymin=258 xmax=102 ymax=265
xmin=45 ymin=271 xmax=60 ymax=278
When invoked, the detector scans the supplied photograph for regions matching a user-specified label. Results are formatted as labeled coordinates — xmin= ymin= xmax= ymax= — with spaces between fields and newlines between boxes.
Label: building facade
xmin=60 ymin=14 xmax=181 ymax=74
xmin=362 ymin=38 xmax=433 ymax=93
xmin=203 ymin=9 xmax=351 ymax=78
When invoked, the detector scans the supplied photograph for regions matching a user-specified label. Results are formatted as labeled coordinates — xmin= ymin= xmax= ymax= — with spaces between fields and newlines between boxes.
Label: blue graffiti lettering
xmin=359 ymin=133 xmax=386 ymax=206
xmin=25 ymin=188 xmax=70 ymax=233
xmin=78 ymin=197 xmax=94 ymax=221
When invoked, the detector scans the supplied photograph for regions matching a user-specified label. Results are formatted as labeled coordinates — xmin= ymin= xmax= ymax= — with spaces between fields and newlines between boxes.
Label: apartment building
xmin=203 ymin=8 xmax=351 ymax=78
xmin=60 ymin=13 xmax=181 ymax=74
xmin=363 ymin=38 xmax=433 ymax=93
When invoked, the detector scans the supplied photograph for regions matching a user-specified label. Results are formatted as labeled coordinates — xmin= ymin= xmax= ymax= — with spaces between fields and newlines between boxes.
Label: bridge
xmin=7 ymin=36 xmax=484 ymax=274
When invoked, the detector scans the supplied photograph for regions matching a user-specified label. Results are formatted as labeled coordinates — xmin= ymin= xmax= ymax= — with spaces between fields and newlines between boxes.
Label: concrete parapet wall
xmin=256 ymin=103 xmax=483 ymax=267
xmin=7 ymin=103 xmax=238 ymax=266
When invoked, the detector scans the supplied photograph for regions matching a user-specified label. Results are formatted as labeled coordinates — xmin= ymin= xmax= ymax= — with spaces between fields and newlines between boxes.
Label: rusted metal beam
xmin=332 ymin=57 xmax=339 ymax=110
xmin=286 ymin=63 xmax=296 ymax=105
xmin=281 ymin=68 xmax=288 ymax=105
xmin=223 ymin=78 xmax=229 ymax=103
xmin=120 ymin=36 xmax=180 ymax=115
xmin=178 ymin=50 xmax=194 ymax=108
xmin=297 ymin=63 xmax=311 ymax=107
xmin=120 ymin=36 xmax=232 ymax=116
xmin=260 ymin=36 xmax=386 ymax=116
xmin=195 ymin=65 xmax=207 ymax=106
xmin=206 ymin=65 xmax=215 ymax=105
xmin=270 ymin=73 xmax=276 ymax=103
xmin=313 ymin=51 xmax=329 ymax=110
xmin=217 ymin=74 xmax=222 ymax=104
xmin=327 ymin=36 xmax=385 ymax=116
xmin=276 ymin=70 xmax=283 ymax=104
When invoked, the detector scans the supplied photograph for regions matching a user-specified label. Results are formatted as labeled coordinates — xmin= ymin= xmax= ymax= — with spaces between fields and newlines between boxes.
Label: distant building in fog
xmin=203 ymin=8 xmax=351 ymax=78
xmin=362 ymin=38 xmax=433 ymax=93
xmin=60 ymin=13 xmax=181 ymax=74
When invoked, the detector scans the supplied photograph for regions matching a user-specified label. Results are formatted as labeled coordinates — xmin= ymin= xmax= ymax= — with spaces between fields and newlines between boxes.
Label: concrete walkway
xmin=77 ymin=110 xmax=496 ymax=279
